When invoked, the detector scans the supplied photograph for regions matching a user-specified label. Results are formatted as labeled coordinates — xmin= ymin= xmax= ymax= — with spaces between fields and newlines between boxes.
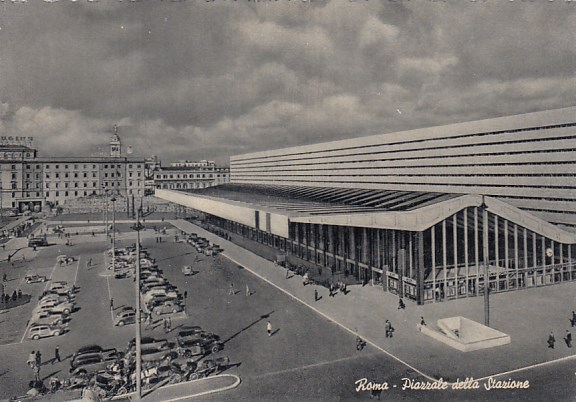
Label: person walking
xmin=314 ymin=288 xmax=318 ymax=302
xmin=548 ymin=331 xmax=556 ymax=348
xmin=35 ymin=351 xmax=42 ymax=367
xmin=2 ymin=273 xmax=6 ymax=282
xmin=33 ymin=364 xmax=40 ymax=382
xmin=267 ymin=320 xmax=272 ymax=337
xmin=564 ymin=330 xmax=572 ymax=348
xmin=87 ymin=258 xmax=92 ymax=267
xmin=27 ymin=351 xmax=35 ymax=368
xmin=572 ymin=311 xmax=576 ymax=327
xmin=246 ymin=284 xmax=250 ymax=297
xmin=110 ymin=298 xmax=114 ymax=311
xmin=385 ymin=320 xmax=393 ymax=338
xmin=163 ymin=318 xmax=168 ymax=333
xmin=53 ymin=346 xmax=61 ymax=364
xmin=285 ymin=267 xmax=290 ymax=279
xmin=145 ymin=313 xmax=152 ymax=329
xmin=418 ymin=316 xmax=427 ymax=331
xmin=229 ymin=282 xmax=235 ymax=295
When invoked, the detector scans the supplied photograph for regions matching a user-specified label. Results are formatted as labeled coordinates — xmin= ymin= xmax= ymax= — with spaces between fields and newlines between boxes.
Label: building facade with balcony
xmin=154 ymin=161 xmax=229 ymax=191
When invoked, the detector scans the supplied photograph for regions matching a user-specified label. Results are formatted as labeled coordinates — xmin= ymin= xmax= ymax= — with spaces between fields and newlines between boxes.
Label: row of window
xmin=156 ymin=173 xmax=226 ymax=179
xmin=3 ymin=163 xmax=143 ymax=170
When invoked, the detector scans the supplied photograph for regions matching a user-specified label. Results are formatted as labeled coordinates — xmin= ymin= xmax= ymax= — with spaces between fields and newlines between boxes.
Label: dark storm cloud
xmin=0 ymin=0 xmax=574 ymax=164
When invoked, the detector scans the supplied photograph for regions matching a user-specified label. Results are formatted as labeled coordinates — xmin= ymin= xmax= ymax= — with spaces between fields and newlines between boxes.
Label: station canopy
xmin=173 ymin=183 xmax=576 ymax=243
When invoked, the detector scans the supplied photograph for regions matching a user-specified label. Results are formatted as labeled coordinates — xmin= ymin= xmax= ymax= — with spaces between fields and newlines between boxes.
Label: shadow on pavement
xmin=222 ymin=311 xmax=274 ymax=344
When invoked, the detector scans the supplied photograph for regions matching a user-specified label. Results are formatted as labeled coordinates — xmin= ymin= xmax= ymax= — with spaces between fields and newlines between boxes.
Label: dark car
xmin=69 ymin=355 xmax=118 ymax=376
xmin=70 ymin=349 xmax=119 ymax=370
xmin=127 ymin=337 xmax=171 ymax=353
xmin=73 ymin=345 xmax=104 ymax=360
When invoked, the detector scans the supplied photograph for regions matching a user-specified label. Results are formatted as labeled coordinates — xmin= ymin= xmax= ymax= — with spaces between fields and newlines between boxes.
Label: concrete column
xmin=417 ymin=232 xmax=425 ymax=305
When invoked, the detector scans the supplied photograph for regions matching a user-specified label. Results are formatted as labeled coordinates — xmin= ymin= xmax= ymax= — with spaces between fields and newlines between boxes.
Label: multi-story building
xmin=0 ymin=128 xmax=146 ymax=212
xmin=157 ymin=106 xmax=576 ymax=304
xmin=154 ymin=160 xmax=229 ymax=191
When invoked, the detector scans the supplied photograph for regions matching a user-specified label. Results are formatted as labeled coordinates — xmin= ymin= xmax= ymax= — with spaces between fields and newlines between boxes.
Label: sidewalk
xmin=169 ymin=219 xmax=576 ymax=382
xmin=140 ymin=374 xmax=240 ymax=402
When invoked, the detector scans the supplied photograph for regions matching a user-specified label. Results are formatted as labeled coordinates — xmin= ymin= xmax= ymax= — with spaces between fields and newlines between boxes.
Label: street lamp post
xmin=132 ymin=200 xmax=154 ymax=400
xmin=111 ymin=196 xmax=116 ymax=275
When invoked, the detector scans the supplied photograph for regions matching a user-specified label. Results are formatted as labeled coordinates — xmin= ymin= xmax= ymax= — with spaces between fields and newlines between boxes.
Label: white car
xmin=28 ymin=324 xmax=66 ymax=340
xmin=143 ymin=288 xmax=178 ymax=304
xmin=35 ymin=301 xmax=74 ymax=315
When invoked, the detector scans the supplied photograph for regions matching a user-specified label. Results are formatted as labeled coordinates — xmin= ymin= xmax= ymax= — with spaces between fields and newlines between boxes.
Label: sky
xmin=0 ymin=0 xmax=574 ymax=165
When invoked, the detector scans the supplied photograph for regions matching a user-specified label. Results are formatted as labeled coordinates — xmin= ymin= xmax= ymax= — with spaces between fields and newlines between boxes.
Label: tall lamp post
xmin=111 ymin=196 xmax=117 ymax=275
xmin=132 ymin=200 xmax=154 ymax=400
xmin=481 ymin=196 xmax=490 ymax=327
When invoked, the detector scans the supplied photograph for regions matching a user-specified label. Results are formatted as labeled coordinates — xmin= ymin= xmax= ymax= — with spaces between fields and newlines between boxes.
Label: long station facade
xmin=157 ymin=107 xmax=576 ymax=304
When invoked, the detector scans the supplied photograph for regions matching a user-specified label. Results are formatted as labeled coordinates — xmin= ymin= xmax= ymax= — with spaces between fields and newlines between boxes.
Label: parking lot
xmin=0 ymin=218 xmax=575 ymax=401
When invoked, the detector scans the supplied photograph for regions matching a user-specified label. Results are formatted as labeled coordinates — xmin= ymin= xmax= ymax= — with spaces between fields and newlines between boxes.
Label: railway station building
xmin=157 ymin=107 xmax=576 ymax=304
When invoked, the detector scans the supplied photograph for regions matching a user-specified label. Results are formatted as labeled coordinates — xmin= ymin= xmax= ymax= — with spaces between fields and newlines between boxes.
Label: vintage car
xmin=24 ymin=274 xmax=47 ymax=284
xmin=152 ymin=300 xmax=183 ymax=316
xmin=143 ymin=288 xmax=178 ymax=304
xmin=30 ymin=311 xmax=68 ymax=327
xmin=34 ymin=300 xmax=74 ymax=315
xmin=114 ymin=310 xmax=136 ymax=326
xmin=70 ymin=349 xmax=119 ymax=370
xmin=28 ymin=323 xmax=66 ymax=340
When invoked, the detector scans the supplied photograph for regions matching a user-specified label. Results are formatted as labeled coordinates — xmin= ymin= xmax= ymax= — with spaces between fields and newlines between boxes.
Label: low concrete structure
xmin=420 ymin=316 xmax=511 ymax=352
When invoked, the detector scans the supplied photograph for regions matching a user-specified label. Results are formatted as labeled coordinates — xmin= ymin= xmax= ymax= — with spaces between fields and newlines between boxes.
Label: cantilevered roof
xmin=157 ymin=183 xmax=576 ymax=244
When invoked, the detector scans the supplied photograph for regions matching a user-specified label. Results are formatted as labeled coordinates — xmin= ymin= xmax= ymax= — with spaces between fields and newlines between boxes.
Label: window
xmin=129 ymin=164 xmax=133 ymax=169
xmin=74 ymin=183 xmax=78 ymax=188
xmin=26 ymin=165 xmax=30 ymax=170
xmin=83 ymin=183 xmax=87 ymax=188
xmin=104 ymin=165 xmax=108 ymax=168
xmin=11 ymin=165 xmax=15 ymax=170
xmin=46 ymin=192 xmax=49 ymax=197
xmin=74 ymin=165 xmax=78 ymax=169
xmin=35 ymin=165 xmax=40 ymax=169
xmin=117 ymin=164 xmax=121 ymax=168
xmin=129 ymin=172 xmax=133 ymax=178
xmin=45 ymin=165 xmax=50 ymax=169
xmin=11 ymin=192 xmax=15 ymax=198
xmin=92 ymin=183 xmax=96 ymax=187
xmin=56 ymin=191 xmax=59 ymax=197
xmin=55 ymin=183 xmax=59 ymax=188
xmin=111 ymin=173 xmax=115 ymax=178
xmin=55 ymin=173 xmax=60 ymax=178
xmin=83 ymin=165 xmax=87 ymax=169
xmin=93 ymin=165 xmax=96 ymax=169
xmin=65 ymin=165 xmax=69 ymax=169
xmin=92 ymin=173 xmax=96 ymax=178
xmin=45 ymin=183 xmax=49 ymax=189
xmin=74 ymin=191 xmax=78 ymax=196
xmin=11 ymin=173 xmax=16 ymax=180
xmin=35 ymin=174 xmax=40 ymax=180
xmin=65 ymin=183 xmax=69 ymax=188
xmin=65 ymin=173 xmax=69 ymax=178
xmin=65 ymin=191 xmax=69 ymax=196
xmin=11 ymin=183 xmax=16 ymax=190
xmin=26 ymin=174 xmax=30 ymax=179
xmin=83 ymin=173 xmax=87 ymax=178
xmin=36 ymin=192 xmax=40 ymax=197
xmin=74 ymin=173 xmax=78 ymax=178
xmin=55 ymin=165 xmax=59 ymax=169
xmin=105 ymin=173 xmax=108 ymax=178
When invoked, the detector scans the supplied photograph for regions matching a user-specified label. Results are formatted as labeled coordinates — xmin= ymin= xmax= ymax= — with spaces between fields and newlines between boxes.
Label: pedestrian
xmin=564 ymin=330 xmax=572 ymax=348
xmin=314 ymin=288 xmax=318 ymax=302
xmin=87 ymin=258 xmax=92 ymax=267
xmin=285 ymin=267 xmax=290 ymax=279
xmin=163 ymin=318 xmax=167 ymax=332
xmin=17 ymin=289 xmax=22 ymax=298
xmin=27 ymin=351 xmax=35 ymax=368
xmin=267 ymin=320 xmax=272 ymax=337
xmin=33 ymin=245 xmax=37 ymax=252
xmin=53 ymin=345 xmax=61 ymax=364
xmin=246 ymin=284 xmax=250 ymax=297
xmin=184 ymin=291 xmax=188 ymax=300
xmin=229 ymin=282 xmax=235 ymax=295
xmin=356 ymin=336 xmax=365 ymax=351
xmin=398 ymin=297 xmax=405 ymax=310
xmin=548 ymin=331 xmax=556 ymax=348
xmin=385 ymin=320 xmax=393 ymax=338
xmin=572 ymin=311 xmax=576 ymax=327
xmin=35 ymin=351 xmax=42 ymax=367
xmin=33 ymin=364 xmax=40 ymax=382
xmin=2 ymin=273 xmax=6 ymax=282
xmin=145 ymin=313 xmax=151 ymax=329
xmin=7 ymin=254 xmax=11 ymax=263
xmin=166 ymin=317 xmax=172 ymax=333
xmin=418 ymin=316 xmax=426 ymax=331
xmin=110 ymin=298 xmax=114 ymax=311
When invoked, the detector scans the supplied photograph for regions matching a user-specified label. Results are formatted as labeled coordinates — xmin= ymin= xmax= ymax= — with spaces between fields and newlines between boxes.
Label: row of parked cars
xmin=186 ymin=233 xmax=222 ymax=256
xmin=139 ymin=253 xmax=185 ymax=316
xmin=28 ymin=280 xmax=77 ymax=340
xmin=66 ymin=325 xmax=228 ymax=397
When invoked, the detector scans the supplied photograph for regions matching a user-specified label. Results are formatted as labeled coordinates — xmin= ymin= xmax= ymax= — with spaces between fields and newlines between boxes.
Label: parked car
xmin=70 ymin=349 xmax=119 ymax=370
xmin=73 ymin=345 xmax=104 ymax=360
xmin=138 ymin=348 xmax=178 ymax=363
xmin=28 ymin=237 xmax=48 ymax=248
xmin=35 ymin=300 xmax=74 ymax=315
xmin=39 ymin=289 xmax=74 ymax=300
xmin=182 ymin=266 xmax=194 ymax=276
xmin=114 ymin=310 xmax=136 ymax=326
xmin=143 ymin=289 xmax=178 ymax=303
xmin=127 ymin=337 xmax=171 ymax=353
xmin=39 ymin=294 xmax=72 ymax=305
xmin=30 ymin=311 xmax=68 ymax=327
xmin=178 ymin=334 xmax=224 ymax=355
xmin=152 ymin=300 xmax=183 ymax=316
xmin=69 ymin=356 xmax=118 ymax=376
xmin=28 ymin=323 xmax=66 ymax=340
xmin=25 ymin=274 xmax=47 ymax=284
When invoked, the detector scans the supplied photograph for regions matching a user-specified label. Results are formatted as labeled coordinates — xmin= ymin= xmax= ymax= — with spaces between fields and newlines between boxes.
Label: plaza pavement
xmin=169 ymin=219 xmax=576 ymax=383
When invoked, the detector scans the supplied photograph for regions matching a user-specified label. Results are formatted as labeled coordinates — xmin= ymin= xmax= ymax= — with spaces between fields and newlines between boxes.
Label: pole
xmin=105 ymin=197 xmax=109 ymax=239
xmin=135 ymin=208 xmax=142 ymax=399
xmin=112 ymin=198 xmax=116 ymax=275
xmin=482 ymin=198 xmax=490 ymax=327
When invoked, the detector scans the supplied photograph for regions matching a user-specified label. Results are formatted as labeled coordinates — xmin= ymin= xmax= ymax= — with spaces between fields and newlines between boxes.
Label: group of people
xmin=328 ymin=281 xmax=348 ymax=297
xmin=547 ymin=311 xmax=575 ymax=349
xmin=1 ymin=288 xmax=22 ymax=304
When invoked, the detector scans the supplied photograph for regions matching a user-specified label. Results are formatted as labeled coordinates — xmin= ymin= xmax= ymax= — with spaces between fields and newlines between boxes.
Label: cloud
xmin=0 ymin=1 xmax=573 ymax=164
